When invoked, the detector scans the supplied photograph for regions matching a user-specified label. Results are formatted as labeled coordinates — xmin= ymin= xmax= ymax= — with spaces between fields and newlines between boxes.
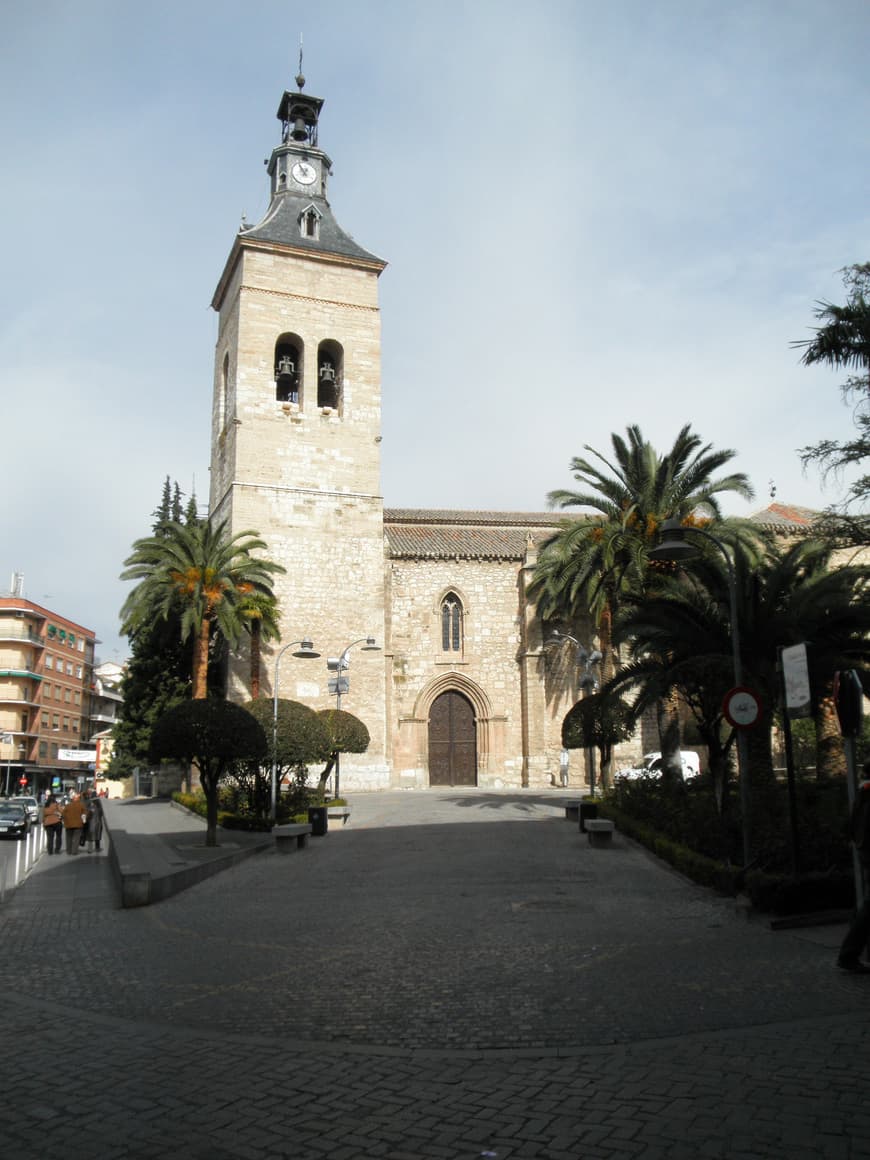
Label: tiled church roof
xmin=384 ymin=509 xmax=567 ymax=560
xmin=383 ymin=503 xmax=821 ymax=561
xmin=748 ymin=503 xmax=820 ymax=530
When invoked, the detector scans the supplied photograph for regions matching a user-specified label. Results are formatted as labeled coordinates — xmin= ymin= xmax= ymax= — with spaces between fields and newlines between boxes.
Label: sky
xmin=2 ymin=0 xmax=868 ymax=662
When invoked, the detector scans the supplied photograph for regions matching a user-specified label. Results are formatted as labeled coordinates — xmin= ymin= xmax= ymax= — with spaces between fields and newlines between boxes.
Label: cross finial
xmin=296 ymin=34 xmax=305 ymax=89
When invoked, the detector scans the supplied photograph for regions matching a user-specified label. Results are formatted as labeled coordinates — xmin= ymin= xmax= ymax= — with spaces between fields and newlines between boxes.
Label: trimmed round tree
xmin=149 ymin=699 xmax=267 ymax=846
xmin=316 ymin=709 xmax=371 ymax=795
xmin=241 ymin=698 xmax=331 ymax=817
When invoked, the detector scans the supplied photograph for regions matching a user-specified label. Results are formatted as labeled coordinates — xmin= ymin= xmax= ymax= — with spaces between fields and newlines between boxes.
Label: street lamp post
xmin=326 ymin=637 xmax=381 ymax=799
xmin=649 ymin=518 xmax=752 ymax=866
xmin=271 ymin=639 xmax=320 ymax=823
xmin=547 ymin=632 xmax=603 ymax=795
xmin=2 ymin=732 xmax=13 ymax=796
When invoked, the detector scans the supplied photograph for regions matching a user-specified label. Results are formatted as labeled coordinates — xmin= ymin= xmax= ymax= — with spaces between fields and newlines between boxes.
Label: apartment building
xmin=0 ymin=592 xmax=97 ymax=796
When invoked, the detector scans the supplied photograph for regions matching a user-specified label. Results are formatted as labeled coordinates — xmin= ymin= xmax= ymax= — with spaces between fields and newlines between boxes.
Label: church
xmin=208 ymin=75 xmax=788 ymax=792
xmin=206 ymin=74 xmax=584 ymax=791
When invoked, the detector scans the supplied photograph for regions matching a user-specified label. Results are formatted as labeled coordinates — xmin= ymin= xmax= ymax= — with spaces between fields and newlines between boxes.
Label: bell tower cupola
xmin=268 ymin=69 xmax=331 ymax=201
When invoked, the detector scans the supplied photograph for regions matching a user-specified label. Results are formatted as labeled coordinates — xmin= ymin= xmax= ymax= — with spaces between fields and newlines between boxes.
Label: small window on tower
xmin=221 ymin=352 xmax=230 ymax=425
xmin=298 ymin=204 xmax=321 ymax=241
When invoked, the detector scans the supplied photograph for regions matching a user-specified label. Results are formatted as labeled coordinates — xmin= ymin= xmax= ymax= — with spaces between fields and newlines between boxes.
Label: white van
xmin=616 ymin=751 xmax=701 ymax=781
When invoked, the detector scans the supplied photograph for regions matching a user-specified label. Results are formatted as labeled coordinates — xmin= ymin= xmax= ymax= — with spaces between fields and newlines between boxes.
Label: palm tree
xmin=530 ymin=424 xmax=754 ymax=778
xmin=120 ymin=519 xmax=286 ymax=699
xmin=794 ymin=262 xmax=870 ymax=516
xmin=532 ymin=423 xmax=754 ymax=649
xmin=611 ymin=536 xmax=870 ymax=808
xmin=237 ymin=589 xmax=281 ymax=699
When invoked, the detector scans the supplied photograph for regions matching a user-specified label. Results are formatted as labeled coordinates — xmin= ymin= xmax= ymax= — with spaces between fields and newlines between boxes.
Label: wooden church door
xmin=428 ymin=691 xmax=477 ymax=786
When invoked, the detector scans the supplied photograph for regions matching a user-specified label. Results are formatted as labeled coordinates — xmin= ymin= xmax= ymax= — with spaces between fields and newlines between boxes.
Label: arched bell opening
xmin=317 ymin=339 xmax=343 ymax=412
xmin=274 ymin=335 xmax=303 ymax=405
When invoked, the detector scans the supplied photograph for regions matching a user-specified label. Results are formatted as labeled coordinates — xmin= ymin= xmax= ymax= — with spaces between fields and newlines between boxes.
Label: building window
xmin=64 ymin=688 xmax=71 ymax=703
xmin=221 ymin=351 xmax=230 ymax=427
xmin=45 ymin=656 xmax=53 ymax=671
xmin=55 ymin=686 xmax=61 ymax=701
xmin=39 ymin=741 xmax=47 ymax=758
xmin=299 ymin=204 xmax=321 ymax=240
xmin=43 ymin=683 xmax=51 ymax=699
xmin=41 ymin=712 xmax=49 ymax=727
xmin=52 ymin=715 xmax=59 ymax=730
xmin=441 ymin=592 xmax=463 ymax=653
xmin=72 ymin=719 xmax=79 ymax=733
xmin=66 ymin=662 xmax=73 ymax=675
xmin=76 ymin=665 xmax=82 ymax=678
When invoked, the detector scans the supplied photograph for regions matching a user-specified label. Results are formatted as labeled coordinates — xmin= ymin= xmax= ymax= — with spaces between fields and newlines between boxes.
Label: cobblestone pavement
xmin=2 ymin=790 xmax=869 ymax=1159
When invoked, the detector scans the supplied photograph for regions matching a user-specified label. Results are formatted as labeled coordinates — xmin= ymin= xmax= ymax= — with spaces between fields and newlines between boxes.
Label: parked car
xmin=0 ymin=800 xmax=32 ymax=840
xmin=16 ymin=796 xmax=39 ymax=823
xmin=616 ymin=751 xmax=701 ymax=781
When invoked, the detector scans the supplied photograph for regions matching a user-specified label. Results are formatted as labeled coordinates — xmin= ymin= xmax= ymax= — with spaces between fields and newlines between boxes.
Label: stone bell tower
xmin=208 ymin=69 xmax=389 ymax=781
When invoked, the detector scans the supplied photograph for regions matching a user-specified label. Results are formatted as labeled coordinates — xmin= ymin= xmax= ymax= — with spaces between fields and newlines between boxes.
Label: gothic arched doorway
xmin=428 ymin=690 xmax=477 ymax=786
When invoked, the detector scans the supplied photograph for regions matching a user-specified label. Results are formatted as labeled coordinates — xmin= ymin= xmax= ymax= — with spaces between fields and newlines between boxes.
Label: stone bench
xmin=327 ymin=806 xmax=351 ymax=826
xmin=564 ymin=802 xmax=581 ymax=822
xmin=273 ymin=823 xmax=313 ymax=853
xmin=585 ymin=819 xmax=615 ymax=847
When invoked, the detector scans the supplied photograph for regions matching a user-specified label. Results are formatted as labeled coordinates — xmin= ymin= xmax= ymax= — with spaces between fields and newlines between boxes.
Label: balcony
xmin=0 ymin=691 xmax=40 ymax=707
xmin=90 ymin=711 xmax=118 ymax=726
xmin=0 ymin=628 xmax=45 ymax=646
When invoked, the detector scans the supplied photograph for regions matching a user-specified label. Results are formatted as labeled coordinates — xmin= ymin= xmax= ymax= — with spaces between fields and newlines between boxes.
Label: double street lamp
xmin=648 ymin=518 xmax=752 ymax=866
xmin=271 ymin=638 xmax=320 ymax=822
xmin=327 ymin=637 xmax=381 ymax=799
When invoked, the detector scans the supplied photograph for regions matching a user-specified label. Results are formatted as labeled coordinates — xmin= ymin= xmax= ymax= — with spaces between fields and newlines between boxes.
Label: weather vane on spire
xmin=296 ymin=34 xmax=305 ymax=90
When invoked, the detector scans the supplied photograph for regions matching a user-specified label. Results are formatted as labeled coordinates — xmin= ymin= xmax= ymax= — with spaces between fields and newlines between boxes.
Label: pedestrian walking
xmin=82 ymin=791 xmax=104 ymax=853
xmin=61 ymin=792 xmax=87 ymax=855
xmin=837 ymin=760 xmax=870 ymax=974
xmin=42 ymin=793 xmax=63 ymax=854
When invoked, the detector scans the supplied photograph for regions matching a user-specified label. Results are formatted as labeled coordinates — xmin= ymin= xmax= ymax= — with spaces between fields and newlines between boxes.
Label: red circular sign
xmin=723 ymin=686 xmax=762 ymax=729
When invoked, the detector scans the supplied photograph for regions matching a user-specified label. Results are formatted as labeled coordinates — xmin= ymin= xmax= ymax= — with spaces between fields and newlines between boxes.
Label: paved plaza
xmin=1 ymin=790 xmax=868 ymax=1159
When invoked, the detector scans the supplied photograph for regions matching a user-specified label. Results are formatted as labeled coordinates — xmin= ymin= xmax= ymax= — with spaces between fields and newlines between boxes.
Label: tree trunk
xmin=657 ymin=695 xmax=682 ymax=782
xmin=250 ymin=621 xmax=262 ymax=700
xmin=815 ymin=688 xmax=846 ymax=780
xmin=318 ymin=753 xmax=337 ymax=794
xmin=193 ymin=618 xmax=210 ymax=699
xmin=202 ymin=772 xmax=219 ymax=847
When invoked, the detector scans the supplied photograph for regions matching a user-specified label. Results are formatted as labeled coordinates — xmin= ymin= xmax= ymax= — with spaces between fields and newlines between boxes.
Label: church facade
xmin=207 ymin=79 xmax=619 ymax=791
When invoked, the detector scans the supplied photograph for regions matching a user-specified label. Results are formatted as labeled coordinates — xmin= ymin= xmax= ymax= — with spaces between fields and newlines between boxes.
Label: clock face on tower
xmin=291 ymin=161 xmax=317 ymax=186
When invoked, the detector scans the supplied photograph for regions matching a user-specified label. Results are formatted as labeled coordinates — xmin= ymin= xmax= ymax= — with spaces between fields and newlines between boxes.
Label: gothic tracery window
xmin=441 ymin=592 xmax=463 ymax=653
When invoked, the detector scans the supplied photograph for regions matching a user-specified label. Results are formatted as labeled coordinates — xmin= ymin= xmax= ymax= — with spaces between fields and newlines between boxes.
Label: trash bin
xmin=579 ymin=802 xmax=598 ymax=833
xmin=308 ymin=806 xmax=328 ymax=836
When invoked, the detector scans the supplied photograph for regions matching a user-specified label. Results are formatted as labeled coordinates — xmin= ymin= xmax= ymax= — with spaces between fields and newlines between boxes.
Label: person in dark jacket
xmin=42 ymin=794 xmax=63 ymax=854
xmin=61 ymin=793 xmax=86 ymax=855
xmin=82 ymin=791 xmax=104 ymax=853
xmin=838 ymin=761 xmax=870 ymax=973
